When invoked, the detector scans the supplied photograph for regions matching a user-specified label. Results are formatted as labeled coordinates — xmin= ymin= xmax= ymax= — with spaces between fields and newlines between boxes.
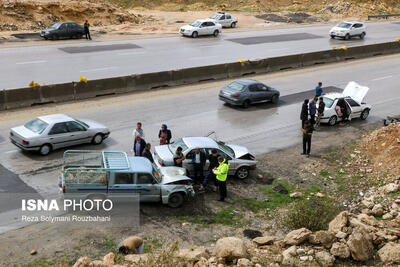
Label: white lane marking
xmin=5 ymin=149 xmax=19 ymax=154
xmin=188 ymin=55 xmax=219 ymax=61
xmin=199 ymin=45 xmax=224 ymax=48
xmin=80 ymin=67 xmax=117 ymax=73
xmin=118 ymin=51 xmax=146 ymax=56
xmin=16 ymin=60 xmax=47 ymax=65
xmin=371 ymin=75 xmax=393 ymax=81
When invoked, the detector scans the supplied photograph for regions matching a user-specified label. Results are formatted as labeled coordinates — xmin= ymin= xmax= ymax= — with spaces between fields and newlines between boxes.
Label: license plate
xmin=224 ymin=92 xmax=231 ymax=96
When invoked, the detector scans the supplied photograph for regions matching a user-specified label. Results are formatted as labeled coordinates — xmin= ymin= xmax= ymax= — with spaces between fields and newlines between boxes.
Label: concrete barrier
xmin=2 ymin=41 xmax=400 ymax=111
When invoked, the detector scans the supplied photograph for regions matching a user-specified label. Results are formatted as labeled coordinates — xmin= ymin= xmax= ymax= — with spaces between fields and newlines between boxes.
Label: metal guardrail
xmin=368 ymin=14 xmax=400 ymax=20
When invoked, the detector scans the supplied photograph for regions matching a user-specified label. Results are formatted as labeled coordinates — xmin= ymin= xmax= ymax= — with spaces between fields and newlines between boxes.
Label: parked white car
xmin=318 ymin=81 xmax=371 ymax=126
xmin=329 ymin=21 xmax=366 ymax=40
xmin=179 ymin=19 xmax=222 ymax=38
xmin=10 ymin=114 xmax=110 ymax=155
xmin=209 ymin=12 xmax=238 ymax=28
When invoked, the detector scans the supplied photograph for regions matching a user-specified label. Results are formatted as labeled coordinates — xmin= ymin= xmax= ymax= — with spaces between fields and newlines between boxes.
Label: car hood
xmin=159 ymin=166 xmax=191 ymax=184
xmin=181 ymin=25 xmax=196 ymax=31
xmin=330 ymin=26 xmax=348 ymax=32
xmin=155 ymin=145 xmax=174 ymax=162
xmin=227 ymin=144 xmax=255 ymax=159
xmin=78 ymin=119 xmax=108 ymax=130
xmin=342 ymin=81 xmax=369 ymax=104
xmin=11 ymin=125 xmax=40 ymax=139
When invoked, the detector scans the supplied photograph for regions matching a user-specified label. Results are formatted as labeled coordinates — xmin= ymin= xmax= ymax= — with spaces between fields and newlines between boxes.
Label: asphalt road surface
xmin=1 ymin=21 xmax=400 ymax=89
xmin=0 ymin=54 xmax=399 ymax=233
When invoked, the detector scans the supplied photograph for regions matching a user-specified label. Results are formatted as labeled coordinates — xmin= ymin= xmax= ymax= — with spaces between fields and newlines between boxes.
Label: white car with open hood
xmin=318 ymin=81 xmax=371 ymax=126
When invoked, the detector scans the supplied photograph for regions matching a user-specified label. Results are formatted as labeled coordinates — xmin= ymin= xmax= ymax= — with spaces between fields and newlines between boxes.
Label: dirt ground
xmin=0 ymin=119 xmax=391 ymax=266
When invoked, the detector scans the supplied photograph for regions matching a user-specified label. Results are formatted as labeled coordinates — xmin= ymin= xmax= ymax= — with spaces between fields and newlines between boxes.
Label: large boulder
xmin=381 ymin=183 xmax=400 ymax=194
xmin=347 ymin=228 xmax=374 ymax=261
xmin=73 ymin=257 xmax=91 ymax=267
xmin=252 ymin=236 xmax=276 ymax=246
xmin=308 ymin=231 xmax=336 ymax=248
xmin=378 ymin=242 xmax=400 ymax=262
xmin=176 ymin=246 xmax=210 ymax=262
xmin=102 ymin=252 xmax=114 ymax=267
xmin=215 ymin=237 xmax=247 ymax=261
xmin=328 ymin=211 xmax=348 ymax=234
xmin=281 ymin=245 xmax=297 ymax=266
xmin=284 ymin=228 xmax=312 ymax=245
xmin=125 ymin=254 xmax=149 ymax=264
xmin=315 ymin=251 xmax=335 ymax=267
xmin=330 ymin=242 xmax=351 ymax=259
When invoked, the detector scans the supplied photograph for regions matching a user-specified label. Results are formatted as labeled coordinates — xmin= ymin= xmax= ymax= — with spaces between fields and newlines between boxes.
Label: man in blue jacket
xmin=309 ymin=97 xmax=318 ymax=126
xmin=315 ymin=82 xmax=323 ymax=97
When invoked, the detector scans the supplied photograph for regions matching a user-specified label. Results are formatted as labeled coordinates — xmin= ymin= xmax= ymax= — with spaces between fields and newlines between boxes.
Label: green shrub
xmin=282 ymin=197 xmax=341 ymax=231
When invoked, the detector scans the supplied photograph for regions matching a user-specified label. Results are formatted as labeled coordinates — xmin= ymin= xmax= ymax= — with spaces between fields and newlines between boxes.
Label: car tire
xmin=360 ymin=109 xmax=369 ymax=120
xmin=344 ymin=34 xmax=350 ymax=40
xmin=213 ymin=30 xmax=219 ymax=37
xmin=231 ymin=22 xmax=236 ymax=28
xmin=44 ymin=37 xmax=48 ymax=40
xmin=92 ymin=133 xmax=104 ymax=145
xmin=330 ymin=35 xmax=335 ymax=39
xmin=192 ymin=31 xmax=198 ymax=38
xmin=39 ymin=144 xmax=52 ymax=156
xmin=242 ymin=100 xmax=251 ymax=108
xmin=328 ymin=115 xmax=337 ymax=126
xmin=360 ymin=32 xmax=365 ymax=39
xmin=236 ymin=166 xmax=249 ymax=179
xmin=168 ymin=193 xmax=184 ymax=208
xmin=271 ymin=95 xmax=279 ymax=104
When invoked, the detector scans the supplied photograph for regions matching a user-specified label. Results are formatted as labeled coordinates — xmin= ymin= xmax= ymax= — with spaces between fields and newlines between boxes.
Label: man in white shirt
xmin=191 ymin=147 xmax=206 ymax=183
xmin=132 ymin=122 xmax=145 ymax=141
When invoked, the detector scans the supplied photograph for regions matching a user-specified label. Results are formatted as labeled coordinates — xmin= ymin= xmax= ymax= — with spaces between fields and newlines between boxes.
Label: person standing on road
xmin=133 ymin=135 xmax=146 ymax=156
xmin=119 ymin=236 xmax=144 ymax=254
xmin=213 ymin=156 xmax=230 ymax=202
xmin=300 ymin=99 xmax=309 ymax=128
xmin=202 ymin=149 xmax=219 ymax=189
xmin=309 ymin=97 xmax=317 ymax=126
xmin=315 ymin=82 xmax=323 ymax=97
xmin=142 ymin=143 xmax=154 ymax=163
xmin=173 ymin=147 xmax=185 ymax=167
xmin=301 ymin=120 xmax=314 ymax=157
xmin=315 ymin=97 xmax=326 ymax=128
xmin=84 ymin=20 xmax=91 ymax=40
xmin=159 ymin=124 xmax=172 ymax=145
xmin=133 ymin=122 xmax=145 ymax=142
xmin=191 ymin=147 xmax=206 ymax=183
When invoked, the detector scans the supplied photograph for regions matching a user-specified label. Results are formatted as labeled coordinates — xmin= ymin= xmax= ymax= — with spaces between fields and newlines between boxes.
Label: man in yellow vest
xmin=213 ymin=156 xmax=229 ymax=202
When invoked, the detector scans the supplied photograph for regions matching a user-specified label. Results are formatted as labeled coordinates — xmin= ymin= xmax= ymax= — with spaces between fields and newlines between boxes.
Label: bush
xmin=282 ymin=197 xmax=341 ymax=231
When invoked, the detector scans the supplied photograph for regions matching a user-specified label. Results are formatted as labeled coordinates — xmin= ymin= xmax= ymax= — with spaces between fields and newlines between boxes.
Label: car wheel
xmin=192 ymin=31 xmax=198 ymax=38
xmin=44 ymin=37 xmax=48 ymax=40
xmin=242 ymin=100 xmax=251 ymax=108
xmin=213 ymin=30 xmax=219 ymax=37
xmin=330 ymin=35 xmax=335 ymax=39
xmin=92 ymin=133 xmax=104 ymax=145
xmin=231 ymin=22 xmax=236 ymax=28
xmin=360 ymin=109 xmax=369 ymax=120
xmin=328 ymin=115 xmax=337 ymax=126
xmin=39 ymin=144 xmax=52 ymax=156
xmin=271 ymin=95 xmax=279 ymax=104
xmin=344 ymin=34 xmax=350 ymax=40
xmin=168 ymin=193 xmax=184 ymax=208
xmin=236 ymin=166 xmax=249 ymax=179
xmin=360 ymin=32 xmax=365 ymax=39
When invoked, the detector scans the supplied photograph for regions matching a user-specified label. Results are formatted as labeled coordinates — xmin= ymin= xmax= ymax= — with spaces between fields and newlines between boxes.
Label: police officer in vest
xmin=213 ymin=156 xmax=230 ymax=202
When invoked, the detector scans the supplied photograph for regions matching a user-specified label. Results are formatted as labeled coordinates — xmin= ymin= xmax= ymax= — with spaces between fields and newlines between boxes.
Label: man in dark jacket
xmin=133 ymin=135 xmax=146 ymax=156
xmin=173 ymin=147 xmax=185 ymax=167
xmin=309 ymin=97 xmax=318 ymax=126
xmin=142 ymin=143 xmax=154 ymax=163
xmin=301 ymin=120 xmax=314 ymax=157
xmin=315 ymin=97 xmax=326 ymax=127
xmin=202 ymin=149 xmax=219 ymax=188
xmin=190 ymin=147 xmax=206 ymax=183
xmin=84 ymin=20 xmax=91 ymax=40
xmin=300 ymin=99 xmax=309 ymax=128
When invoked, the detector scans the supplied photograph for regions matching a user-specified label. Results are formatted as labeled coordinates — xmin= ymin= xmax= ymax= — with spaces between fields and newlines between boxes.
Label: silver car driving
xmin=154 ymin=137 xmax=256 ymax=179
xmin=10 ymin=114 xmax=110 ymax=155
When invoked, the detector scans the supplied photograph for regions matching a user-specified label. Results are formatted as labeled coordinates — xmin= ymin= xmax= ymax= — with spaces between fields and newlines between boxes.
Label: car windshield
xmin=49 ymin=22 xmax=62 ymax=29
xmin=75 ymin=119 xmax=89 ymax=128
xmin=217 ymin=141 xmax=235 ymax=157
xmin=189 ymin=21 xmax=201 ymax=27
xmin=210 ymin=14 xmax=222 ymax=19
xmin=322 ymin=97 xmax=335 ymax=108
xmin=226 ymin=82 xmax=245 ymax=91
xmin=337 ymin=22 xmax=352 ymax=29
xmin=24 ymin=118 xmax=48 ymax=134
xmin=168 ymin=138 xmax=189 ymax=154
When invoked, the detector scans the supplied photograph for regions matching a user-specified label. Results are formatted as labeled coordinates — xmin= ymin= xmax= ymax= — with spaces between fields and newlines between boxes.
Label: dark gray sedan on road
xmin=219 ymin=79 xmax=280 ymax=108
xmin=40 ymin=22 xmax=84 ymax=40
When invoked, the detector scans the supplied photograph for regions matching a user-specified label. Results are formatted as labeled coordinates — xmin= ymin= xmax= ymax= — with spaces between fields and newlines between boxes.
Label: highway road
xmin=0 ymin=20 xmax=400 ymax=89
xmin=0 ymin=53 xmax=399 ymax=233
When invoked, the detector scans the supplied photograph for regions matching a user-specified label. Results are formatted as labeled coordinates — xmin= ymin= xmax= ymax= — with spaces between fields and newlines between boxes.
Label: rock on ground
xmin=284 ymin=228 xmax=312 ymax=245
xmin=252 ymin=236 xmax=276 ymax=246
xmin=73 ymin=256 xmax=91 ymax=267
xmin=378 ymin=242 xmax=400 ymax=263
xmin=176 ymin=246 xmax=209 ymax=262
xmin=124 ymin=254 xmax=149 ymax=264
xmin=328 ymin=211 xmax=349 ymax=234
xmin=102 ymin=252 xmax=114 ymax=267
xmin=282 ymin=245 xmax=297 ymax=266
xmin=330 ymin=242 xmax=351 ymax=259
xmin=308 ymin=230 xmax=336 ymax=248
xmin=215 ymin=237 xmax=247 ymax=261
xmin=315 ymin=251 xmax=335 ymax=267
xmin=347 ymin=228 xmax=374 ymax=261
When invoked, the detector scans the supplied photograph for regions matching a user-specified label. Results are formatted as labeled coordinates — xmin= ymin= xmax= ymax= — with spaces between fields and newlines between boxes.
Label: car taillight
xmin=158 ymin=159 xmax=165 ymax=166
xmin=232 ymin=93 xmax=241 ymax=98
xmin=219 ymin=89 xmax=223 ymax=93
xmin=62 ymin=185 xmax=65 ymax=194
xmin=22 ymin=140 xmax=29 ymax=145
xmin=10 ymin=132 xmax=13 ymax=136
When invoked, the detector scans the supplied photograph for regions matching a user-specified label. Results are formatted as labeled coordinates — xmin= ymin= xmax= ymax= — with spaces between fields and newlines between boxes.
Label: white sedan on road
xmin=329 ymin=21 xmax=366 ymax=40
xmin=319 ymin=81 xmax=371 ymax=126
xmin=209 ymin=12 xmax=238 ymax=28
xmin=179 ymin=19 xmax=222 ymax=38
